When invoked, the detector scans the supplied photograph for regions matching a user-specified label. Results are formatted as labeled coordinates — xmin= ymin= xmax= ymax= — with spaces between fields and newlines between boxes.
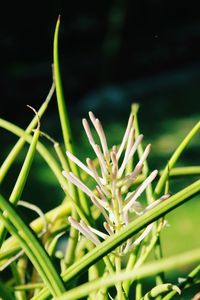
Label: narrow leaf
xmin=55 ymin=248 xmax=200 ymax=300
xmin=0 ymin=126 xmax=40 ymax=246
xmin=0 ymin=194 xmax=65 ymax=296
xmin=32 ymin=179 xmax=200 ymax=300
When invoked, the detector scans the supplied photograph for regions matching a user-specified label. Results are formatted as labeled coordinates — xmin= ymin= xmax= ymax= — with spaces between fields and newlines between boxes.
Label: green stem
xmin=0 ymin=118 xmax=68 ymax=191
xmin=54 ymin=248 xmax=200 ymax=300
xmin=123 ymin=250 xmax=138 ymax=293
xmin=141 ymin=284 xmax=180 ymax=300
xmin=135 ymin=280 xmax=142 ymax=300
xmin=0 ymin=202 xmax=65 ymax=297
xmin=53 ymin=16 xmax=74 ymax=156
xmin=154 ymin=121 xmax=200 ymax=197
xmin=54 ymin=16 xmax=90 ymax=265
xmin=0 ymin=82 xmax=54 ymax=183
xmin=115 ymin=255 xmax=124 ymax=300
xmin=14 ymin=283 xmax=44 ymax=291
xmin=153 ymin=120 xmax=200 ymax=290
xmin=0 ymin=117 xmax=88 ymax=269
xmin=64 ymin=216 xmax=79 ymax=267
xmin=0 ymin=128 xmax=40 ymax=246
xmin=11 ymin=262 xmax=27 ymax=300
xmin=162 ymin=264 xmax=200 ymax=300
xmin=124 ymin=103 xmax=156 ymax=295
xmin=0 ymin=202 xmax=71 ymax=267
xmin=32 ymin=179 xmax=200 ymax=300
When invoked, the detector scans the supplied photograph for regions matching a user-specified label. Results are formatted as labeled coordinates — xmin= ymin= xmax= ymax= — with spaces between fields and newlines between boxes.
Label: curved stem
xmin=0 ymin=82 xmax=54 ymax=183
xmin=0 ymin=118 xmax=68 ymax=191
xmin=154 ymin=121 xmax=200 ymax=197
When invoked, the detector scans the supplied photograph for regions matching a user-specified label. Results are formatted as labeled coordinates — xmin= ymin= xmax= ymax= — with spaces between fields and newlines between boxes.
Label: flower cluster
xmin=63 ymin=112 xmax=169 ymax=254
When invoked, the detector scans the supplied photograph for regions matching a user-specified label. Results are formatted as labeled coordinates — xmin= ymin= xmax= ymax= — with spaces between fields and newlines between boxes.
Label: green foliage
xmin=0 ymin=16 xmax=199 ymax=300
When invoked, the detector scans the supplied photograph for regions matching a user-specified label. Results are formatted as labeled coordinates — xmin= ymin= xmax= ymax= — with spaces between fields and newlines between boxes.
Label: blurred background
xmin=0 ymin=1 xmax=200 ymax=297
xmin=1 ymin=1 xmax=200 ymax=122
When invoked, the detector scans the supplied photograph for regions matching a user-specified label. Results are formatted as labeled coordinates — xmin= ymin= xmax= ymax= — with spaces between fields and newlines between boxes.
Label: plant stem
xmin=53 ymin=16 xmax=73 ymax=156
xmin=162 ymin=264 xmax=200 ymax=300
xmin=0 ymin=202 xmax=71 ymax=268
xmin=14 ymin=283 xmax=44 ymax=291
xmin=0 ymin=82 xmax=54 ymax=183
xmin=53 ymin=16 xmax=90 ymax=266
xmin=135 ymin=280 xmax=142 ymax=300
xmin=0 ymin=118 xmax=68 ymax=190
xmin=0 ymin=200 xmax=65 ymax=297
xmin=154 ymin=121 xmax=200 ymax=197
xmin=11 ymin=262 xmax=27 ymax=300
xmin=115 ymin=255 xmax=124 ymax=300
xmin=153 ymin=120 xmax=200 ymax=290
xmin=0 ymin=127 xmax=40 ymax=247
xmin=54 ymin=247 xmax=200 ymax=300
xmin=32 ymin=179 xmax=200 ymax=300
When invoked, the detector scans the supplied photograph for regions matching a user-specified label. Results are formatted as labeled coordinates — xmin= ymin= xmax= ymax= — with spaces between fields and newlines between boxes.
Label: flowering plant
xmin=64 ymin=111 xmax=170 ymax=255
xmin=0 ymin=17 xmax=199 ymax=300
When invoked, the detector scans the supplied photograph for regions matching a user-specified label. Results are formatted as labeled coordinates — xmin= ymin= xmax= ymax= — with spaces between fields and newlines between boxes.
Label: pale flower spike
xmin=63 ymin=111 xmax=170 ymax=255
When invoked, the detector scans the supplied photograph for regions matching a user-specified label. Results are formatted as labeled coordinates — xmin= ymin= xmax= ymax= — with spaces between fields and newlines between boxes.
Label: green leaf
xmin=53 ymin=15 xmax=73 ymax=155
xmin=0 ymin=201 xmax=71 ymax=268
xmin=0 ymin=125 xmax=40 ymax=247
xmin=0 ymin=194 xmax=65 ymax=297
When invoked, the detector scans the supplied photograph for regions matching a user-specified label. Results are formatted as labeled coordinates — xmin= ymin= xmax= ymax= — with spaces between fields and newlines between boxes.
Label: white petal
xmin=103 ymin=222 xmax=114 ymax=235
xmin=86 ymin=158 xmax=111 ymax=198
xmin=126 ymin=134 xmax=144 ymax=166
xmin=80 ymin=220 xmax=100 ymax=245
xmin=87 ymin=225 xmax=108 ymax=240
xmin=95 ymin=119 xmax=109 ymax=159
xmin=143 ymin=193 xmax=171 ymax=213
xmin=82 ymin=118 xmax=95 ymax=145
xmin=90 ymin=196 xmax=112 ymax=226
xmin=120 ymin=164 xmax=143 ymax=192
xmin=117 ymin=113 xmax=134 ymax=160
xmin=66 ymin=150 xmax=94 ymax=178
xmin=129 ymin=200 xmax=143 ymax=215
xmin=68 ymin=217 xmax=99 ymax=245
xmin=63 ymin=171 xmax=94 ymax=199
xmin=118 ymin=134 xmax=143 ymax=178
xmin=68 ymin=217 xmax=100 ymax=246
xmin=93 ymin=144 xmax=108 ymax=178
xmin=88 ymin=111 xmax=96 ymax=123
xmin=123 ymin=170 xmax=158 ymax=212
xmin=88 ymin=112 xmax=109 ymax=160
xmin=133 ymin=223 xmax=154 ymax=246
xmin=136 ymin=144 xmax=151 ymax=169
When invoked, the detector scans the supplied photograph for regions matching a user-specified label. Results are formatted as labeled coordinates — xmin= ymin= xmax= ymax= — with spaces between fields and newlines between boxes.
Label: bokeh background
xmin=1 ymin=1 xmax=200 ymax=298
